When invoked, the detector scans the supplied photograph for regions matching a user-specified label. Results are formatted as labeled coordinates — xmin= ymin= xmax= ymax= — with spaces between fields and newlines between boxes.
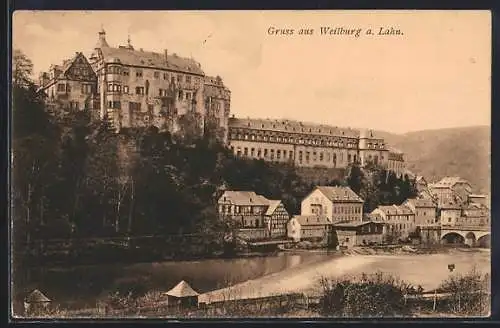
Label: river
xmin=25 ymin=248 xmax=490 ymax=308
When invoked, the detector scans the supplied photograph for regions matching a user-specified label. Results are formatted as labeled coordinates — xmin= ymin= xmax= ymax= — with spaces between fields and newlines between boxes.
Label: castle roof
xmin=316 ymin=186 xmax=364 ymax=203
xmin=99 ymin=46 xmax=205 ymax=76
xmin=228 ymin=117 xmax=363 ymax=138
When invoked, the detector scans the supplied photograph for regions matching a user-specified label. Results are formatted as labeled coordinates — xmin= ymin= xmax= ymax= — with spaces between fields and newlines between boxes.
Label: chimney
xmin=164 ymin=49 xmax=168 ymax=62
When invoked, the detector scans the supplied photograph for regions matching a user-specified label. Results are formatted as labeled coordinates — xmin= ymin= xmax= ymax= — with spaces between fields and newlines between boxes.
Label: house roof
xmin=416 ymin=176 xmax=426 ymax=183
xmin=218 ymin=191 xmax=270 ymax=206
xmin=265 ymin=200 xmax=282 ymax=216
xmin=405 ymin=198 xmax=435 ymax=208
xmin=334 ymin=221 xmax=383 ymax=228
xmin=374 ymin=204 xmax=415 ymax=216
xmin=99 ymin=46 xmax=205 ymax=76
xmin=228 ymin=117 xmax=362 ymax=138
xmin=25 ymin=289 xmax=51 ymax=303
xmin=165 ymin=280 xmax=199 ymax=298
xmin=469 ymin=194 xmax=487 ymax=198
xmin=38 ymin=52 xmax=93 ymax=92
xmin=431 ymin=176 xmax=471 ymax=189
xmin=316 ymin=186 xmax=364 ymax=203
xmin=293 ymin=215 xmax=332 ymax=226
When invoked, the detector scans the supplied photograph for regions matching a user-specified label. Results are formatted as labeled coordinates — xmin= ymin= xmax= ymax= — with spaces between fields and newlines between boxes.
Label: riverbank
xmin=199 ymin=248 xmax=490 ymax=303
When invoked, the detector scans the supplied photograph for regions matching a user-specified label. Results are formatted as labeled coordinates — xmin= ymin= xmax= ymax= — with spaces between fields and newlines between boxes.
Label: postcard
xmin=11 ymin=10 xmax=491 ymax=319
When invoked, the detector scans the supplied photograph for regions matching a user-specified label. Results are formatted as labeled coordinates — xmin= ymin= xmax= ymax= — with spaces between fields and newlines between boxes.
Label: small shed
xmin=164 ymin=280 xmax=199 ymax=309
xmin=24 ymin=289 xmax=51 ymax=314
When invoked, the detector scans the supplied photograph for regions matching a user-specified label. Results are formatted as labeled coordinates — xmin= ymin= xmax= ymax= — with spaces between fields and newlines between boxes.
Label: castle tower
xmin=96 ymin=26 xmax=110 ymax=49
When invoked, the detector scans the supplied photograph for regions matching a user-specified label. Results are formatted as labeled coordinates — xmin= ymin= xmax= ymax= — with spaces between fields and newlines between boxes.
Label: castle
xmin=37 ymin=28 xmax=405 ymax=175
xmin=227 ymin=117 xmax=406 ymax=174
xmin=38 ymin=28 xmax=231 ymax=142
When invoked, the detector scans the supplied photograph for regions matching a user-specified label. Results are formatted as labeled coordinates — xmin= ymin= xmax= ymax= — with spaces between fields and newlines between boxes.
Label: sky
xmin=12 ymin=10 xmax=491 ymax=134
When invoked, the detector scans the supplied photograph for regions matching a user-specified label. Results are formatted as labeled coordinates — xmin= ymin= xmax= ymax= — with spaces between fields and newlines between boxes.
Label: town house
xmin=217 ymin=191 xmax=290 ymax=241
xmin=334 ymin=221 xmax=385 ymax=248
xmin=301 ymin=186 xmax=364 ymax=223
xmin=370 ymin=204 xmax=416 ymax=240
xmin=287 ymin=215 xmax=333 ymax=242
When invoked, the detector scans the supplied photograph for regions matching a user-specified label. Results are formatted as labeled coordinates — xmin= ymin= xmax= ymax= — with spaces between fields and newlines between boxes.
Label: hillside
xmin=375 ymin=126 xmax=490 ymax=195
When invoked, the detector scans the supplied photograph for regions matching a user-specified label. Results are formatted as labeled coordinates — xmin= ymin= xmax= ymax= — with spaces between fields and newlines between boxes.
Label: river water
xmin=27 ymin=248 xmax=490 ymax=308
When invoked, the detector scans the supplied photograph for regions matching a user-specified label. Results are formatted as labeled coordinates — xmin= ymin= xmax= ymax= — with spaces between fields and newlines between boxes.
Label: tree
xmin=12 ymin=49 xmax=34 ymax=88
xmin=346 ymin=164 xmax=364 ymax=195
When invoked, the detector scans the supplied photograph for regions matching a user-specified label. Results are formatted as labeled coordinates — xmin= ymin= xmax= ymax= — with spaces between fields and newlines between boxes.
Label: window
xmin=251 ymin=148 xmax=255 ymax=157
xmin=159 ymin=89 xmax=167 ymax=97
xmin=163 ymin=72 xmax=168 ymax=80
xmin=320 ymin=152 xmax=324 ymax=161
xmin=244 ymin=148 xmax=248 ymax=156
xmin=107 ymin=101 xmax=121 ymax=109
xmin=123 ymin=86 xmax=129 ymax=94
xmin=154 ymin=71 xmax=160 ymax=79
xmin=270 ymin=149 xmax=275 ymax=160
xmin=289 ymin=151 xmax=293 ymax=159
xmin=186 ymin=92 xmax=191 ymax=101
xmin=57 ymin=83 xmax=66 ymax=92
xmin=129 ymin=102 xmax=141 ymax=112
xmin=109 ymin=66 xmax=121 ymax=74
xmin=178 ymin=90 xmax=183 ymax=100
xmin=66 ymin=84 xmax=71 ymax=92
xmin=186 ymin=75 xmax=191 ymax=84
xmin=257 ymin=149 xmax=262 ymax=157
xmin=264 ymin=149 xmax=268 ymax=157
xmin=135 ymin=86 xmax=145 ymax=95
xmin=177 ymin=75 xmax=183 ymax=83
xmin=81 ymin=84 xmax=92 ymax=94
xmin=277 ymin=150 xmax=281 ymax=160
xmin=122 ymin=69 xmax=129 ymax=76
xmin=136 ymin=70 xmax=143 ymax=78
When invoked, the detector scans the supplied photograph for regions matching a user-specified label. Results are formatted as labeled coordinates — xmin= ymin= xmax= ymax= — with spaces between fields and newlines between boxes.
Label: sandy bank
xmin=199 ymin=249 xmax=490 ymax=303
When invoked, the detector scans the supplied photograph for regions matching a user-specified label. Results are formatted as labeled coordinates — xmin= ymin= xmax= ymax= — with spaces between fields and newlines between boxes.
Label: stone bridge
xmin=441 ymin=225 xmax=490 ymax=247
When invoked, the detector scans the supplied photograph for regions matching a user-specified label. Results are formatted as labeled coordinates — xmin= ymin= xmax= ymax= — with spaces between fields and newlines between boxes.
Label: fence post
xmin=433 ymin=290 xmax=437 ymax=312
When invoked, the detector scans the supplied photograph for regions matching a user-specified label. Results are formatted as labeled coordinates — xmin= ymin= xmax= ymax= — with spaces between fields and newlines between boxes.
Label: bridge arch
xmin=441 ymin=232 xmax=465 ymax=245
xmin=477 ymin=233 xmax=491 ymax=248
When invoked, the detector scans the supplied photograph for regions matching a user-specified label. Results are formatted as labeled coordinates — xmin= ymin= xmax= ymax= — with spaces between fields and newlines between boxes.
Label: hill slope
xmin=376 ymin=126 xmax=490 ymax=195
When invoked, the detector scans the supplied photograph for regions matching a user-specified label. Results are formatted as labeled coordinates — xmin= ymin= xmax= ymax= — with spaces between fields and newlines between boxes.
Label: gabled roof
xmin=218 ymin=191 xmax=270 ymax=206
xmin=292 ymin=215 xmax=332 ymax=226
xmin=25 ymin=289 xmax=51 ymax=303
xmin=165 ymin=280 xmax=199 ymax=298
xmin=99 ymin=46 xmax=204 ymax=76
xmin=265 ymin=200 xmax=282 ymax=216
xmin=316 ymin=186 xmax=364 ymax=203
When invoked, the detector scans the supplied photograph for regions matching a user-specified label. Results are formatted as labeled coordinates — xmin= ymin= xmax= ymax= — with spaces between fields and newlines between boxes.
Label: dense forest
xmin=11 ymin=50 xmax=418 ymax=267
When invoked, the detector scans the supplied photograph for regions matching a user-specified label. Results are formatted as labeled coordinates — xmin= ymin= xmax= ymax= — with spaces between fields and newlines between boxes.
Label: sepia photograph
xmin=10 ymin=10 xmax=491 ymax=319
